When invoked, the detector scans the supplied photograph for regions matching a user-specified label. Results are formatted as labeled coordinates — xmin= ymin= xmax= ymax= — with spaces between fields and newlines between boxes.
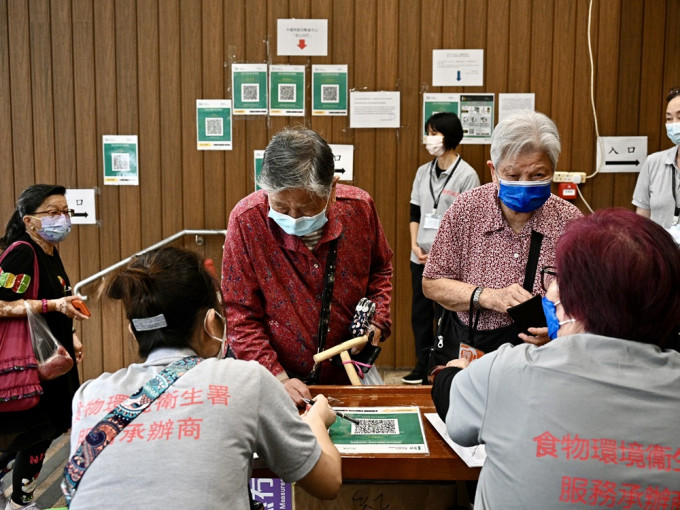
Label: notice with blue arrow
xmin=433 ymin=49 xmax=484 ymax=87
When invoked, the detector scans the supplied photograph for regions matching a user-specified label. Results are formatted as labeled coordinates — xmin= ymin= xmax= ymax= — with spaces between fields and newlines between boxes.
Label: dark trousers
xmin=1 ymin=439 xmax=51 ymax=505
xmin=410 ymin=261 xmax=443 ymax=372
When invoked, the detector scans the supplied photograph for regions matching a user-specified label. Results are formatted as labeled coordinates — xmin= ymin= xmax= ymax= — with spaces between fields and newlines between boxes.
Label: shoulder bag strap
xmin=522 ymin=230 xmax=544 ymax=292
xmin=0 ymin=241 xmax=40 ymax=299
xmin=307 ymin=238 xmax=339 ymax=384
xmin=61 ymin=355 xmax=203 ymax=505
xmin=467 ymin=230 xmax=544 ymax=345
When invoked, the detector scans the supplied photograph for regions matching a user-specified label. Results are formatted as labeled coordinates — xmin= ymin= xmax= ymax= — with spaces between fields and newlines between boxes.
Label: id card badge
xmin=459 ymin=342 xmax=485 ymax=362
xmin=423 ymin=212 xmax=442 ymax=230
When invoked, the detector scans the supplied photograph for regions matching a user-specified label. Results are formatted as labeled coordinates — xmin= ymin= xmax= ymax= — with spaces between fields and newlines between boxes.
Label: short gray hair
xmin=258 ymin=127 xmax=335 ymax=198
xmin=490 ymin=110 xmax=561 ymax=172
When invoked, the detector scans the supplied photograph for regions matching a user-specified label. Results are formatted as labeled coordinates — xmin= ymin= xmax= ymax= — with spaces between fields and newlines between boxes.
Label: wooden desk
xmin=253 ymin=385 xmax=481 ymax=482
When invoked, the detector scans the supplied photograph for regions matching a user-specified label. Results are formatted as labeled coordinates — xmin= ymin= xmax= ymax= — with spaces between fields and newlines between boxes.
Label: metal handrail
xmin=73 ymin=229 xmax=226 ymax=300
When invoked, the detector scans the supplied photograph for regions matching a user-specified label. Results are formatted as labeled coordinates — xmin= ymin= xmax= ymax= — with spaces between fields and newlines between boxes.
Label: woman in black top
xmin=0 ymin=185 xmax=88 ymax=510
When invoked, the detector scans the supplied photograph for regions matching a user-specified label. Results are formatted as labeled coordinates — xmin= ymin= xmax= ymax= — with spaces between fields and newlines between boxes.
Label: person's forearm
xmin=409 ymin=222 xmax=420 ymax=251
xmin=422 ymin=277 xmax=478 ymax=312
xmin=299 ymin=414 xmax=342 ymax=498
xmin=0 ymin=298 xmax=60 ymax=318
xmin=431 ymin=366 xmax=463 ymax=421
xmin=635 ymin=207 xmax=651 ymax=219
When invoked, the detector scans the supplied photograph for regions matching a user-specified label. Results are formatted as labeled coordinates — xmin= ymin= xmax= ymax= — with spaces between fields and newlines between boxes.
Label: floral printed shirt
xmin=424 ymin=183 xmax=582 ymax=330
xmin=221 ymin=185 xmax=393 ymax=384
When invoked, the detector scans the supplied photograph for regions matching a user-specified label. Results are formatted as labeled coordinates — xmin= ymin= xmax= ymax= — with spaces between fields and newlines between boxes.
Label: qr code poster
xmin=269 ymin=64 xmax=305 ymax=116
xmin=312 ymin=65 xmax=348 ymax=116
xmin=196 ymin=100 xmax=232 ymax=151
xmin=232 ymin=63 xmax=268 ymax=115
xmin=422 ymin=93 xmax=460 ymax=139
xmin=459 ymin=93 xmax=495 ymax=145
xmin=329 ymin=406 xmax=429 ymax=454
xmin=103 ymin=135 xmax=138 ymax=185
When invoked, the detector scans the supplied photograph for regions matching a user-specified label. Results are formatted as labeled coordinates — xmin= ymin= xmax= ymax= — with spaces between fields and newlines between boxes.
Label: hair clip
xmin=132 ymin=314 xmax=167 ymax=331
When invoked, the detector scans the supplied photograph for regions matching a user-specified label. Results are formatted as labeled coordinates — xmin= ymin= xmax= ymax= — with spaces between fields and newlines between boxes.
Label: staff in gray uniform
xmin=402 ymin=112 xmax=479 ymax=384
xmin=431 ymin=208 xmax=680 ymax=510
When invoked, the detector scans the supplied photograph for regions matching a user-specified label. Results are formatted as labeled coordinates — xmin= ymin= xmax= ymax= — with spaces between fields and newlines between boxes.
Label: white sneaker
xmin=5 ymin=499 xmax=40 ymax=510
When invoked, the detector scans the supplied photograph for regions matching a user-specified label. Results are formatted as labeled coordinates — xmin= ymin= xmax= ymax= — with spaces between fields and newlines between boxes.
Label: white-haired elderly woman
xmin=422 ymin=111 xmax=583 ymax=370
xmin=222 ymin=127 xmax=393 ymax=408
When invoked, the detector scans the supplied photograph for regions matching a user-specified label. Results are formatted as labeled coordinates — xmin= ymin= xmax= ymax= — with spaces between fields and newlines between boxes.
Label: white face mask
xmin=424 ymin=135 xmax=445 ymax=157
xmin=204 ymin=309 xmax=227 ymax=359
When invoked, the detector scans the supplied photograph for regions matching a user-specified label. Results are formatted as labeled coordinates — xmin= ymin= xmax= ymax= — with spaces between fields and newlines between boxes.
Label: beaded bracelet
xmin=42 ymin=298 xmax=48 ymax=314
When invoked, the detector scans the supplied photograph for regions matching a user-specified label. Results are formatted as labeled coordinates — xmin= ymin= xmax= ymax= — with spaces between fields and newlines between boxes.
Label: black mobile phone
xmin=507 ymin=295 xmax=546 ymax=335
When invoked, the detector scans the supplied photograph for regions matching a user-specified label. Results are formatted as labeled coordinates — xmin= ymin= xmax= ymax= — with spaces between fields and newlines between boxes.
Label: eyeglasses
xmin=32 ymin=209 xmax=75 ymax=218
xmin=540 ymin=265 xmax=557 ymax=292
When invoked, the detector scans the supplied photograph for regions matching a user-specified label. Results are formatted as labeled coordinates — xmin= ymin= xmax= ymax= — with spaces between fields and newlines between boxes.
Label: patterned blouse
xmin=221 ymin=185 xmax=393 ymax=384
xmin=423 ymin=183 xmax=582 ymax=330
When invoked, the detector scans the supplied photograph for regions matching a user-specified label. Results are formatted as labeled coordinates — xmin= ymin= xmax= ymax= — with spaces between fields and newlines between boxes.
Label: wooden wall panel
xmin=1 ymin=0 xmax=678 ymax=377
xmin=93 ymin=0 xmax=124 ymax=373
xmin=0 ymin=0 xmax=15 ymax=219
xmin=375 ymin=0 xmax=399 ymax=366
xmin=158 ymin=0 xmax=184 ymax=238
xmin=570 ymin=0 xmax=596 ymax=197
xmin=394 ymin=0 xmax=420 ymax=369
xmin=7 ymin=1 xmax=35 ymax=195
xmin=137 ymin=0 xmax=163 ymax=249
xmin=72 ymin=0 xmax=102 ymax=382
xmin=29 ymin=0 xmax=57 ymax=183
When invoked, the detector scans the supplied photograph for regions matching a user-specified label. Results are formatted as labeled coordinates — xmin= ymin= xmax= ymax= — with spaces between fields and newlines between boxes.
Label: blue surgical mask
xmin=541 ymin=296 xmax=575 ymax=340
xmin=31 ymin=214 xmax=72 ymax=243
xmin=498 ymin=178 xmax=551 ymax=213
xmin=268 ymin=200 xmax=329 ymax=237
xmin=666 ymin=123 xmax=680 ymax=146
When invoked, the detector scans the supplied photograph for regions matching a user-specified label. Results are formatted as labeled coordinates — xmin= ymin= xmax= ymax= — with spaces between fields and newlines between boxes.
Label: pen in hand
xmin=303 ymin=398 xmax=360 ymax=426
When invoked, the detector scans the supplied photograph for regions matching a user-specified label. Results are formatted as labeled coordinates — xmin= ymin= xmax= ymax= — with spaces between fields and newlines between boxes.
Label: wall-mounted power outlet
xmin=553 ymin=172 xmax=587 ymax=184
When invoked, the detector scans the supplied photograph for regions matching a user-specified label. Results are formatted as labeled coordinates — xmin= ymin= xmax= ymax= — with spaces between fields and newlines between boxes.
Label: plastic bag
xmin=361 ymin=365 xmax=384 ymax=386
xmin=25 ymin=302 xmax=73 ymax=381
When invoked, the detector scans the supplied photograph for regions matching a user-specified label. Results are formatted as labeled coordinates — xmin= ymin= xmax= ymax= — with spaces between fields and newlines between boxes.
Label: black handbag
xmin=424 ymin=230 xmax=544 ymax=381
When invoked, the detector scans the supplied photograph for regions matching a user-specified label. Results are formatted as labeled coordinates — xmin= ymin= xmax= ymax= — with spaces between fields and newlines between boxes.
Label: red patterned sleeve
xmin=221 ymin=211 xmax=286 ymax=378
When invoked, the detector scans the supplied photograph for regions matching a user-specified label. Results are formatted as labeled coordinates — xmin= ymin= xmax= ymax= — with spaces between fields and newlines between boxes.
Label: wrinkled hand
xmin=446 ymin=358 xmax=470 ymax=369
xmin=519 ymin=327 xmax=550 ymax=346
xmin=283 ymin=378 xmax=312 ymax=408
xmin=73 ymin=332 xmax=84 ymax=364
xmin=481 ymin=284 xmax=533 ymax=314
xmin=54 ymin=296 xmax=90 ymax=321
xmin=302 ymin=394 xmax=337 ymax=429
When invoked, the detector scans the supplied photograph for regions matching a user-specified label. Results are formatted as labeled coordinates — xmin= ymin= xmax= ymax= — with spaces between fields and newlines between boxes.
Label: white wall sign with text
xmin=277 ymin=19 xmax=328 ymax=56
xmin=596 ymin=136 xmax=648 ymax=173
xmin=349 ymin=91 xmax=400 ymax=129
xmin=433 ymin=49 xmax=484 ymax=87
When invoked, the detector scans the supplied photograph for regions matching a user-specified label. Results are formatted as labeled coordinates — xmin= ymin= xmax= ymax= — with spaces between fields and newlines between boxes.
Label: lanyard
xmin=672 ymin=165 xmax=680 ymax=221
xmin=429 ymin=156 xmax=461 ymax=213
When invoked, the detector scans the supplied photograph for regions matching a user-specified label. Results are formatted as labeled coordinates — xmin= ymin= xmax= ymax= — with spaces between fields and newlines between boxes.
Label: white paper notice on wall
xmin=596 ymin=136 xmax=648 ymax=173
xmin=432 ymin=50 xmax=484 ymax=87
xmin=277 ymin=19 xmax=328 ymax=56
xmin=65 ymin=189 xmax=97 ymax=225
xmin=498 ymin=93 xmax=535 ymax=122
xmin=329 ymin=144 xmax=354 ymax=181
xmin=349 ymin=91 xmax=400 ymax=128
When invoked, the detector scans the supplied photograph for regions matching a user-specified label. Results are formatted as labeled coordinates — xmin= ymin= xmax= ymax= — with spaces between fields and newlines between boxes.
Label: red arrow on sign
xmin=297 ymin=39 xmax=307 ymax=50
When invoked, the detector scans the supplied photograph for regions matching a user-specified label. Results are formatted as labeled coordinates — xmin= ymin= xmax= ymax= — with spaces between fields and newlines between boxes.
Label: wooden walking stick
xmin=312 ymin=335 xmax=369 ymax=386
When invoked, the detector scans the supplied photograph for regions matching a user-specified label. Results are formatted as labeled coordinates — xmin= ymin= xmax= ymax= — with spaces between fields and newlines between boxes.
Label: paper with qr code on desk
xmin=425 ymin=413 xmax=486 ymax=467
xmin=328 ymin=406 xmax=429 ymax=454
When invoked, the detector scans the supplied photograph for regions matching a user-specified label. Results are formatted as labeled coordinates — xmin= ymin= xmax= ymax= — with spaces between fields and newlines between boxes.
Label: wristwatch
xmin=471 ymin=286 xmax=484 ymax=310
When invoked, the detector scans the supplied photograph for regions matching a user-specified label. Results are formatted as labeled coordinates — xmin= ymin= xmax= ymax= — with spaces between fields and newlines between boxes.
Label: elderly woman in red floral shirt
xmin=423 ymin=111 xmax=582 ymax=361
xmin=221 ymin=127 xmax=393 ymax=406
